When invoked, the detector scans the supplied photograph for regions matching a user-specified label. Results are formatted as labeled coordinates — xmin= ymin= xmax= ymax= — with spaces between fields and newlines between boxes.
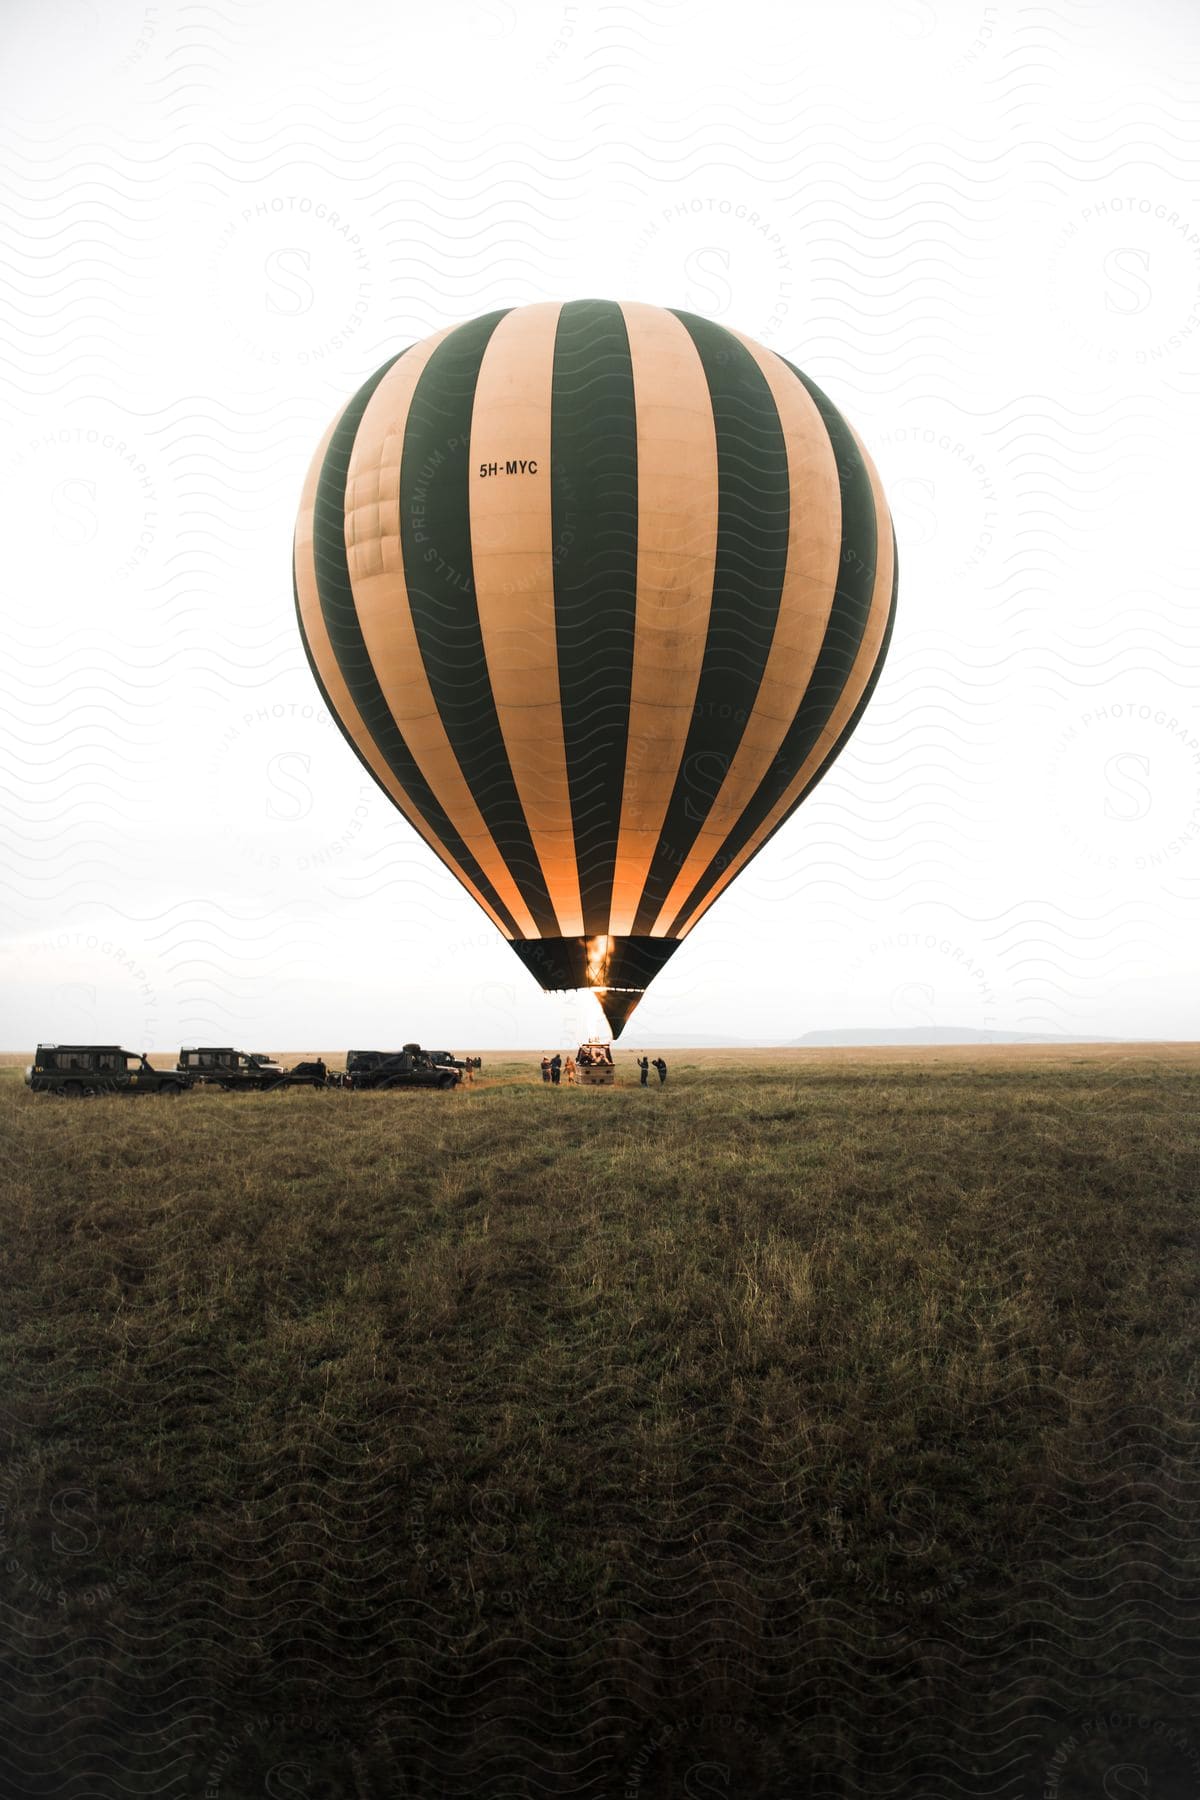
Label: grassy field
xmin=2 ymin=1047 xmax=1199 ymax=1799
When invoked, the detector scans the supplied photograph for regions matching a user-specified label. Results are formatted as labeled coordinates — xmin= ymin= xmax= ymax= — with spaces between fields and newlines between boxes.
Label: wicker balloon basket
xmin=576 ymin=1044 xmax=616 ymax=1086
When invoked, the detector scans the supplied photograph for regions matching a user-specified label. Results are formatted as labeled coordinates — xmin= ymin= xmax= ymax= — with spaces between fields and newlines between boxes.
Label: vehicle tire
xmin=160 ymin=1082 xmax=184 ymax=1095
xmin=438 ymin=1074 xmax=455 ymax=1090
xmin=78 ymin=1084 xmax=98 ymax=1098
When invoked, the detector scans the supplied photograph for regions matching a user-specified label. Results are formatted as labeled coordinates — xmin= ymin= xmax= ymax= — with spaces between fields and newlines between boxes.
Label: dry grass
xmin=1 ymin=1048 xmax=1198 ymax=1798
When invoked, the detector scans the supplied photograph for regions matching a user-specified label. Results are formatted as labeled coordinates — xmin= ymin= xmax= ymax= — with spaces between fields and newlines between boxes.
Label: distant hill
xmin=789 ymin=1027 xmax=1120 ymax=1047
xmin=614 ymin=1034 xmax=760 ymax=1049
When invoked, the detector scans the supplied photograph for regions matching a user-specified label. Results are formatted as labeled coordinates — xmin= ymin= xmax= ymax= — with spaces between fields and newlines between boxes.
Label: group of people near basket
xmin=538 ymin=1050 xmax=667 ymax=1085
xmin=540 ymin=1050 xmax=604 ymax=1084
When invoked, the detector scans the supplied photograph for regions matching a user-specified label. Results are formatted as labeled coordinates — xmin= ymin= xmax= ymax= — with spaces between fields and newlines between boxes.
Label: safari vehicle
xmin=575 ymin=1041 xmax=615 ymax=1086
xmin=176 ymin=1048 xmax=327 ymax=1091
xmin=345 ymin=1045 xmax=461 ymax=1091
xmin=25 ymin=1045 xmax=189 ymax=1097
xmin=426 ymin=1050 xmax=481 ymax=1074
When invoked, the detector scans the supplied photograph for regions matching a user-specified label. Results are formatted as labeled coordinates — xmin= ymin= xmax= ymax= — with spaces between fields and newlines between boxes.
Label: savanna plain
xmin=2 ymin=1046 xmax=1198 ymax=1799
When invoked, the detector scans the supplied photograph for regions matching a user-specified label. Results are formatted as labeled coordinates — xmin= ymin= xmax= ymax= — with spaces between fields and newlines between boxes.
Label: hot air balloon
xmin=293 ymin=301 xmax=896 ymax=1037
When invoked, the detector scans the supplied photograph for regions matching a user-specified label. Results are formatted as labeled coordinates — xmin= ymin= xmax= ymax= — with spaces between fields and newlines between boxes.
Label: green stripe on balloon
xmin=671 ymin=530 xmax=898 ymax=939
xmin=789 ymin=525 xmax=898 ymax=809
xmin=397 ymin=311 xmax=561 ymax=939
xmin=550 ymin=298 xmax=640 ymax=937
xmin=631 ymin=310 xmax=791 ymax=935
xmin=307 ymin=351 xmax=521 ymax=940
xmin=663 ymin=363 xmax=882 ymax=937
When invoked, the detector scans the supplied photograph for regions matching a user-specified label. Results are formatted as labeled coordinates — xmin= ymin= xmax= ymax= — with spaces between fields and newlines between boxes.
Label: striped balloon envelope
xmin=294 ymin=300 xmax=897 ymax=1037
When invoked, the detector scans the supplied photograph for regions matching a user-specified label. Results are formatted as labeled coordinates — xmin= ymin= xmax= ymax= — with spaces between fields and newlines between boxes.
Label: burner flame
xmin=584 ymin=934 xmax=612 ymax=987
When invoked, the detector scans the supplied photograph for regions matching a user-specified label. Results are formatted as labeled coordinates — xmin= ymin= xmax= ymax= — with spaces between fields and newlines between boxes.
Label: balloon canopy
xmin=294 ymin=300 xmax=897 ymax=1036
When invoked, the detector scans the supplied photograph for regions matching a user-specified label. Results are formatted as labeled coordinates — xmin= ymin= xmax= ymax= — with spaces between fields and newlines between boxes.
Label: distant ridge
xmin=789 ymin=1027 xmax=1121 ymax=1047
xmin=613 ymin=1034 xmax=759 ymax=1049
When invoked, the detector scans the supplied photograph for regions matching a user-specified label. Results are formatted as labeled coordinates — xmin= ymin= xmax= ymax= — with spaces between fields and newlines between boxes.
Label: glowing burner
xmin=507 ymin=936 xmax=683 ymax=1039
xmin=584 ymin=934 xmax=612 ymax=988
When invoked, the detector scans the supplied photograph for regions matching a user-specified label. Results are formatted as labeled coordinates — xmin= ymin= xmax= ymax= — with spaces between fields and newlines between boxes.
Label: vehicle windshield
xmin=126 ymin=1055 xmax=144 ymax=1071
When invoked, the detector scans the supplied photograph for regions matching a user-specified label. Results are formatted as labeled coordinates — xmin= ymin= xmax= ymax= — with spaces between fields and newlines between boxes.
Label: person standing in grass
xmin=638 ymin=1056 xmax=649 ymax=1086
xmin=550 ymin=1052 xmax=562 ymax=1086
xmin=540 ymin=1055 xmax=551 ymax=1083
xmin=652 ymin=1056 xmax=668 ymax=1085
xmin=564 ymin=1054 xmax=576 ymax=1085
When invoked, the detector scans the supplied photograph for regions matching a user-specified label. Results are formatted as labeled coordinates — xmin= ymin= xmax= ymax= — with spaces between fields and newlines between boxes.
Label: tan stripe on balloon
xmin=468 ymin=300 xmax=585 ymax=937
xmin=606 ymin=301 xmax=720 ymax=937
xmin=343 ymin=328 xmax=539 ymax=939
xmin=645 ymin=330 xmax=843 ymax=936
xmin=294 ymin=396 xmax=514 ymax=940
xmin=669 ymin=437 xmax=895 ymax=940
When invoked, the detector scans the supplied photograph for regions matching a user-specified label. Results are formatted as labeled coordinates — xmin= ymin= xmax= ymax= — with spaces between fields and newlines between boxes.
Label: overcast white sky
xmin=2 ymin=0 xmax=1198 ymax=1051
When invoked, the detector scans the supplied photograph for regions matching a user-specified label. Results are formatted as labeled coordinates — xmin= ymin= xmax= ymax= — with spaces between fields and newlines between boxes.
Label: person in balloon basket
xmin=638 ymin=1056 xmax=649 ymax=1086
xmin=540 ymin=1055 xmax=551 ymax=1083
xmin=653 ymin=1057 xmax=668 ymax=1085
xmin=550 ymin=1053 xmax=562 ymax=1086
